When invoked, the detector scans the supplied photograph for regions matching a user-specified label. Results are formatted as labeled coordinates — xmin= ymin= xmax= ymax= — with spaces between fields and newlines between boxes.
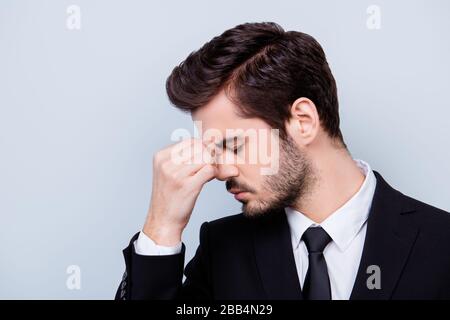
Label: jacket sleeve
xmin=115 ymin=221 xmax=213 ymax=300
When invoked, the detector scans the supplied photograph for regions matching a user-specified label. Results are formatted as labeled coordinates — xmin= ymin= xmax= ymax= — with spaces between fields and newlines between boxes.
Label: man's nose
xmin=215 ymin=164 xmax=239 ymax=181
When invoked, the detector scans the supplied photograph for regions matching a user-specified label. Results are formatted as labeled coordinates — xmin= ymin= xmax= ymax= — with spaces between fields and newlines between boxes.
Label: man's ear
xmin=285 ymin=97 xmax=320 ymax=146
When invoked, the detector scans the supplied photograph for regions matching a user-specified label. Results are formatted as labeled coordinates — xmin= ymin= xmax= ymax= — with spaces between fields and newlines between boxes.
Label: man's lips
xmin=228 ymin=188 xmax=245 ymax=194
xmin=228 ymin=189 xmax=250 ymax=201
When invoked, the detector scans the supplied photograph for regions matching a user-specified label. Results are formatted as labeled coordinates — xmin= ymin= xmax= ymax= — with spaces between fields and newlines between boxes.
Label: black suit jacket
xmin=115 ymin=172 xmax=450 ymax=300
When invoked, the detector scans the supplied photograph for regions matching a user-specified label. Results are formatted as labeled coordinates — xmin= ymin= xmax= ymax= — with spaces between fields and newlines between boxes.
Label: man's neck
xmin=293 ymin=148 xmax=366 ymax=224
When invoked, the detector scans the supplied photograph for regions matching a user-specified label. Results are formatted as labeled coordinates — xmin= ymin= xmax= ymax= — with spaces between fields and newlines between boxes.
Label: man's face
xmin=192 ymin=90 xmax=314 ymax=217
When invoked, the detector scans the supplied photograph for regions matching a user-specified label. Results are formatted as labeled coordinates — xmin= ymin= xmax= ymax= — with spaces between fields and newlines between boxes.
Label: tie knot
xmin=302 ymin=227 xmax=332 ymax=253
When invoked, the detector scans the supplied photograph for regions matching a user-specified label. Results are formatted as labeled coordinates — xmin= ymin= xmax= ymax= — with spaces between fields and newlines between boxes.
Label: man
xmin=115 ymin=22 xmax=450 ymax=300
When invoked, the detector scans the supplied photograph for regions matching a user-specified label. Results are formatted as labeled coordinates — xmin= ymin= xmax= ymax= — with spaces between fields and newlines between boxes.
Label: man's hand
xmin=142 ymin=138 xmax=231 ymax=246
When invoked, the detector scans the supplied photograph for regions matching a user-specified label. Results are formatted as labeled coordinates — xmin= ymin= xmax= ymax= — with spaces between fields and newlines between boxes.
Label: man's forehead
xmin=190 ymin=89 xmax=274 ymax=144
xmin=191 ymin=91 xmax=241 ymax=123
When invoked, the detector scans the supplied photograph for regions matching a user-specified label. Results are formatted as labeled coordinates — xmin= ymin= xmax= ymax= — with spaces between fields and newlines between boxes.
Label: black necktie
xmin=302 ymin=226 xmax=332 ymax=300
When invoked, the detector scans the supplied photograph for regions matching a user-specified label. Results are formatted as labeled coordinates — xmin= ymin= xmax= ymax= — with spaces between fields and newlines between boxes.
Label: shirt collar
xmin=285 ymin=159 xmax=377 ymax=252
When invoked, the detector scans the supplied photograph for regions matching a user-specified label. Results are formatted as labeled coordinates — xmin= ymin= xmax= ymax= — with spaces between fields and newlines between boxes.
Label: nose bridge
xmin=216 ymin=162 xmax=232 ymax=174
xmin=214 ymin=146 xmax=234 ymax=165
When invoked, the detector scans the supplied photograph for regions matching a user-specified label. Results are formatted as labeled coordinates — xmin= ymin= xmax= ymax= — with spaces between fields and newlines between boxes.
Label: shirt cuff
xmin=133 ymin=231 xmax=182 ymax=256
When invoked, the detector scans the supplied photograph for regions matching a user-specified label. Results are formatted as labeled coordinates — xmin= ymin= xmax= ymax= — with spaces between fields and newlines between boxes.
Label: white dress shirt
xmin=285 ymin=159 xmax=376 ymax=299
xmin=134 ymin=231 xmax=182 ymax=255
xmin=134 ymin=159 xmax=376 ymax=300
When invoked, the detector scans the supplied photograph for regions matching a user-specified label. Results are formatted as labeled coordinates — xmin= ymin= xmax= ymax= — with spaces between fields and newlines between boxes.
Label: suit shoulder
xmin=198 ymin=212 xmax=257 ymax=245
xmin=206 ymin=212 xmax=249 ymax=230
xmin=402 ymin=194 xmax=450 ymax=231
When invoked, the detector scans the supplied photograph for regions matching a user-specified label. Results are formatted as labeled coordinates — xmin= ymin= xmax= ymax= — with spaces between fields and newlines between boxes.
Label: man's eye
xmin=232 ymin=145 xmax=244 ymax=154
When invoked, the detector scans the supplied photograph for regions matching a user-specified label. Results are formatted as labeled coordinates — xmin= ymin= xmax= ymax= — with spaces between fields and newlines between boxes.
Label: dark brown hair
xmin=166 ymin=22 xmax=344 ymax=143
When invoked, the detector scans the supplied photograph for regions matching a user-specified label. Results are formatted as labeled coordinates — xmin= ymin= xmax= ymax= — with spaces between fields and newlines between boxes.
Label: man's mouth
xmin=228 ymin=188 xmax=250 ymax=201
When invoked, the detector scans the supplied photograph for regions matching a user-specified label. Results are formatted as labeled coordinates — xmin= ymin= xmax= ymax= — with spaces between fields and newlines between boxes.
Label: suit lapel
xmin=252 ymin=208 xmax=303 ymax=300
xmin=350 ymin=171 xmax=419 ymax=299
xmin=251 ymin=172 xmax=419 ymax=300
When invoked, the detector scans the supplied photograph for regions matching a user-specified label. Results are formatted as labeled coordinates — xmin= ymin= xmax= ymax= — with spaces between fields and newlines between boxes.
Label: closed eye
xmin=232 ymin=145 xmax=244 ymax=154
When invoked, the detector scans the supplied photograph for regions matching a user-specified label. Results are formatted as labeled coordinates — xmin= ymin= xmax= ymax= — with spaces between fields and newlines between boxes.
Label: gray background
xmin=0 ymin=0 xmax=449 ymax=299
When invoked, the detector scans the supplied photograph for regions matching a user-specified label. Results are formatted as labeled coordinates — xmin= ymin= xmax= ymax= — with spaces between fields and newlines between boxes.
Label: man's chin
xmin=241 ymin=200 xmax=273 ymax=218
